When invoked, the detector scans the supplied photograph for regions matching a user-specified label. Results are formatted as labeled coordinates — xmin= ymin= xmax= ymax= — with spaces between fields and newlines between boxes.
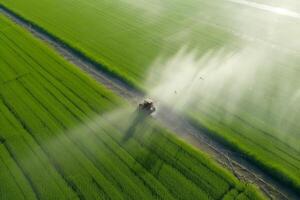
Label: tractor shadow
xmin=135 ymin=133 xmax=164 ymax=176
xmin=121 ymin=110 xmax=149 ymax=143
xmin=121 ymin=111 xmax=162 ymax=175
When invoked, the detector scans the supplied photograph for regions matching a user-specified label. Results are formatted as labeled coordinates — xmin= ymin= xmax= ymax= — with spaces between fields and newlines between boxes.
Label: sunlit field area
xmin=0 ymin=14 xmax=265 ymax=199
xmin=0 ymin=0 xmax=299 ymax=199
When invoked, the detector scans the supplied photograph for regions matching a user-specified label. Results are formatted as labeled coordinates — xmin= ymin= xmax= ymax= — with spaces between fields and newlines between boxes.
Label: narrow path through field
xmin=0 ymin=5 xmax=298 ymax=200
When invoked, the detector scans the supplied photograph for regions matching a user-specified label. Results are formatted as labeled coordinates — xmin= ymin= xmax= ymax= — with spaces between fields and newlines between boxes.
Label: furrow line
xmin=0 ymin=93 xmax=84 ymax=200
xmin=0 ymin=96 xmax=42 ymax=200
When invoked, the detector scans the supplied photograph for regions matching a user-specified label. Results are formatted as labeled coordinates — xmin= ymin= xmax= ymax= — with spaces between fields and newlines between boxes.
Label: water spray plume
xmin=145 ymin=43 xmax=300 ymax=150
xmin=228 ymin=0 xmax=300 ymax=19
xmin=147 ymin=46 xmax=261 ymax=110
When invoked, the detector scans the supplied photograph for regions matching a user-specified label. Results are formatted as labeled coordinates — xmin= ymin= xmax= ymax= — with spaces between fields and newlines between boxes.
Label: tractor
xmin=138 ymin=98 xmax=156 ymax=115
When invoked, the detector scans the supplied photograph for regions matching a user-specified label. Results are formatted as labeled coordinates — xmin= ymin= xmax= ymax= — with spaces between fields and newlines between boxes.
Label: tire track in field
xmin=0 ymin=96 xmax=42 ymax=200
xmin=0 ymin=140 xmax=28 ymax=200
xmin=0 ymin=92 xmax=85 ymax=200
xmin=1 ymin=120 xmax=61 ymax=200
xmin=0 ymin=5 xmax=299 ymax=200
xmin=0 ymin=103 xmax=82 ymax=200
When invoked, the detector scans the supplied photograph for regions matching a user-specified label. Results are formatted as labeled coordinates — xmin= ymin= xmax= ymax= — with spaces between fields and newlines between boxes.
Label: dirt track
xmin=1 ymin=5 xmax=299 ymax=200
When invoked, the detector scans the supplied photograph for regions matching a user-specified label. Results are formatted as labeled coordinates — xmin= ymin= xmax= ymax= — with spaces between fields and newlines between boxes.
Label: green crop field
xmin=1 ymin=0 xmax=299 ymax=194
xmin=0 ymin=14 xmax=264 ymax=200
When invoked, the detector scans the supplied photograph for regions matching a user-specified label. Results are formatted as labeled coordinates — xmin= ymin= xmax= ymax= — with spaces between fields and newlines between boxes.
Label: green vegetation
xmin=0 ymin=14 xmax=263 ymax=199
xmin=1 ymin=0 xmax=299 ymax=193
xmin=0 ymin=0 xmax=235 ymax=89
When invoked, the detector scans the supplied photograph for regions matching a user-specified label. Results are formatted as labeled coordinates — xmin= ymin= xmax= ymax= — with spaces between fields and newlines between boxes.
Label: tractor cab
xmin=138 ymin=98 xmax=156 ymax=115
